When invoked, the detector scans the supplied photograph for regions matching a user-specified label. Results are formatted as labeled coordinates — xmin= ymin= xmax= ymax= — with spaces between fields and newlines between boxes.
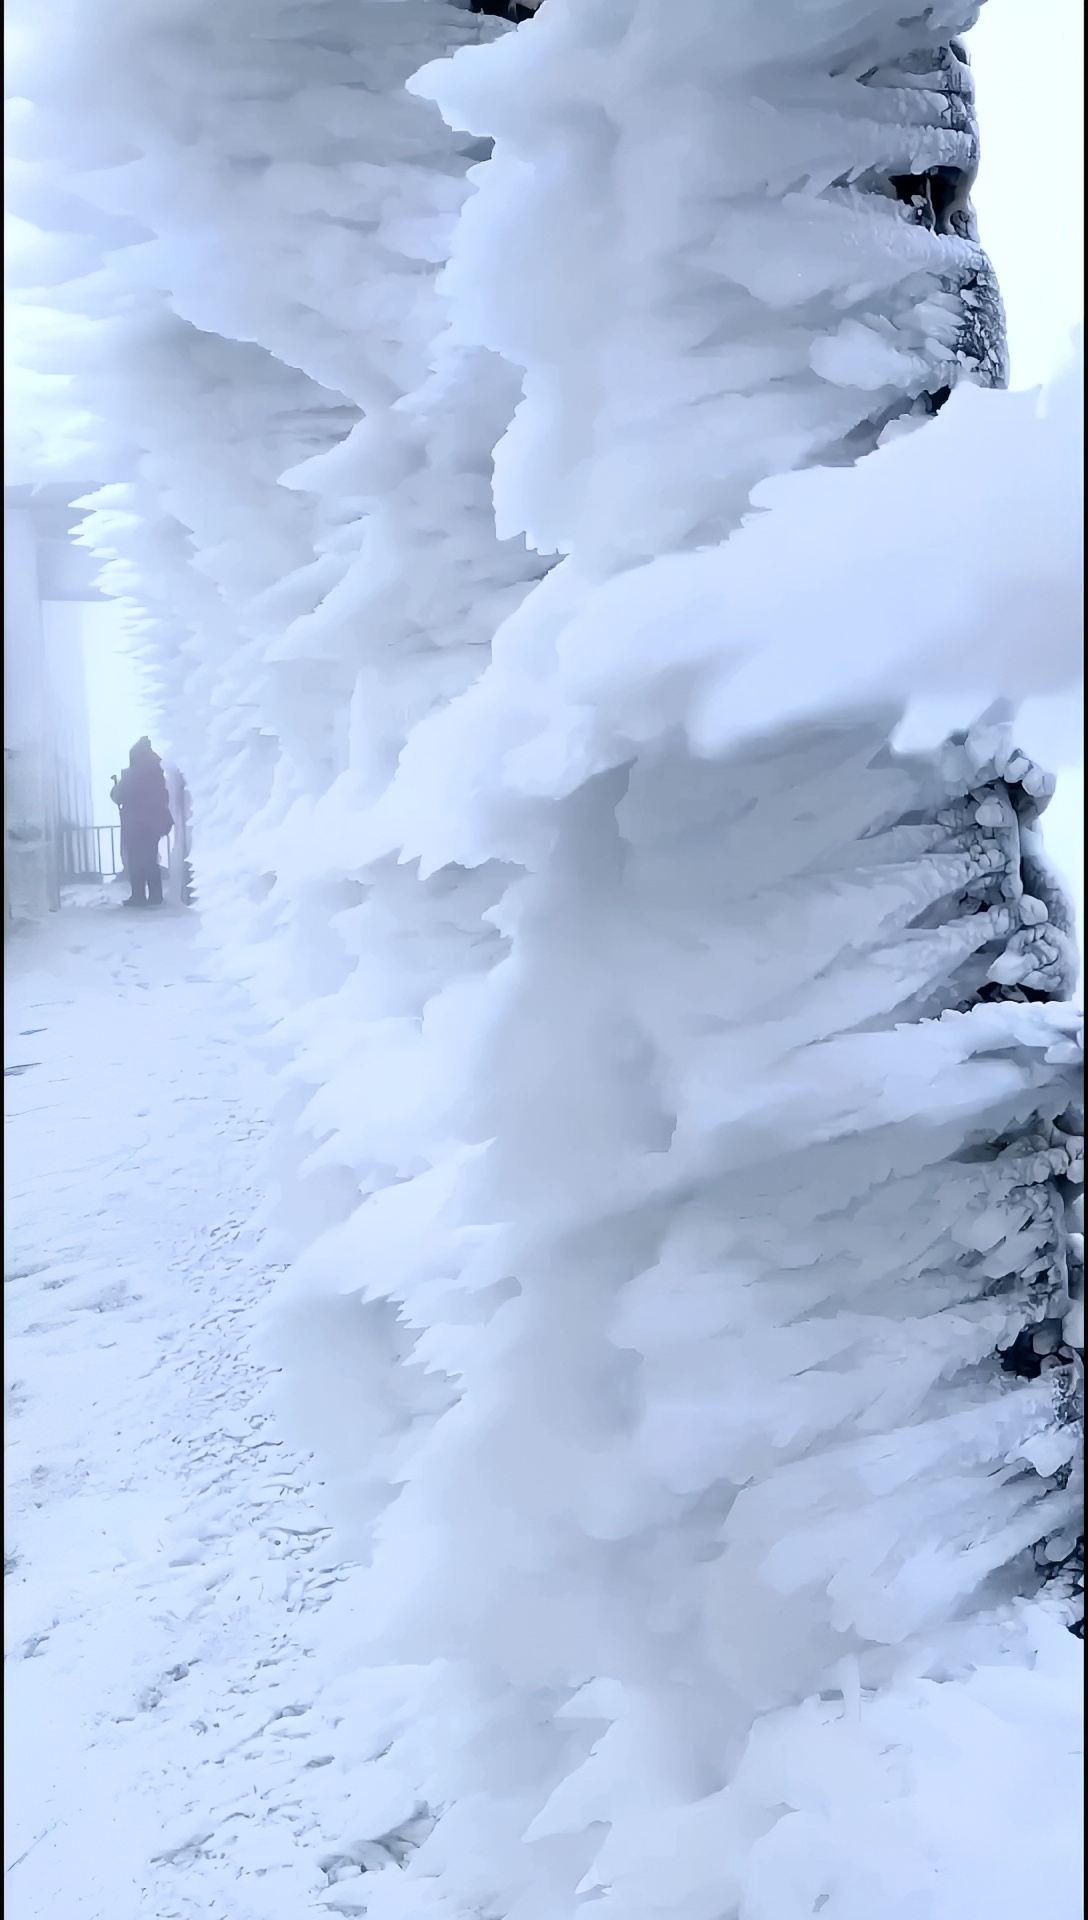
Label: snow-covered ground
xmin=3 ymin=894 xmax=374 ymax=1918
xmin=5 ymin=891 xmax=1083 ymax=1919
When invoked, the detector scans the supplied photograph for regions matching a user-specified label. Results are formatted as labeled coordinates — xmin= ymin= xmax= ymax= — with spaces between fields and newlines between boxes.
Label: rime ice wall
xmin=6 ymin=0 xmax=1083 ymax=1912
xmin=6 ymin=0 xmax=546 ymax=1323
xmin=289 ymin=6 xmax=1080 ymax=1912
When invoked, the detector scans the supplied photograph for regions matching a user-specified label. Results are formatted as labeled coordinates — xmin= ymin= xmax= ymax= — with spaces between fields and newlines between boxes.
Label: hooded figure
xmin=110 ymin=737 xmax=173 ymax=908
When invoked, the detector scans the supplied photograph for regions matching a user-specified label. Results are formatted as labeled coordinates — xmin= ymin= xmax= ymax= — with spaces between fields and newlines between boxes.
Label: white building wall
xmin=42 ymin=601 xmax=95 ymax=834
xmin=4 ymin=502 xmax=59 ymax=924
xmin=4 ymin=498 xmax=100 ymax=927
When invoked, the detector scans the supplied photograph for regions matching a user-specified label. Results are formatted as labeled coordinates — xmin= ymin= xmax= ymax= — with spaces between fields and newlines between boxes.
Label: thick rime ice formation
xmin=5 ymin=0 xmax=545 ymax=963
xmin=6 ymin=0 xmax=1083 ymax=1911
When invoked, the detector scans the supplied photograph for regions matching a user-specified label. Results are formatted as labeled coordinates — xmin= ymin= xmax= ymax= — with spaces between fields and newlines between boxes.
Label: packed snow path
xmin=4 ymin=897 xmax=362 ymax=1919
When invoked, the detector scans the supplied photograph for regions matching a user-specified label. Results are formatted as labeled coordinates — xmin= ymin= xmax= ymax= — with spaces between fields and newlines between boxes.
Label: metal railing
xmin=57 ymin=822 xmax=123 ymax=881
xmin=57 ymin=822 xmax=175 ymax=884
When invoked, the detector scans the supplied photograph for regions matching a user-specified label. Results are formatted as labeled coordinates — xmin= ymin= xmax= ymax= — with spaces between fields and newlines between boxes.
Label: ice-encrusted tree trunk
xmin=8 ymin=0 xmax=1082 ymax=1910
xmin=275 ymin=4 xmax=1080 ymax=1912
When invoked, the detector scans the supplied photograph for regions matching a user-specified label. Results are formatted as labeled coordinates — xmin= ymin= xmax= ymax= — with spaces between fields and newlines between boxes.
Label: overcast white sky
xmin=969 ymin=0 xmax=1083 ymax=942
xmin=970 ymin=0 xmax=1084 ymax=391
xmin=77 ymin=0 xmax=1084 ymax=928
xmin=84 ymin=602 xmax=157 ymax=810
